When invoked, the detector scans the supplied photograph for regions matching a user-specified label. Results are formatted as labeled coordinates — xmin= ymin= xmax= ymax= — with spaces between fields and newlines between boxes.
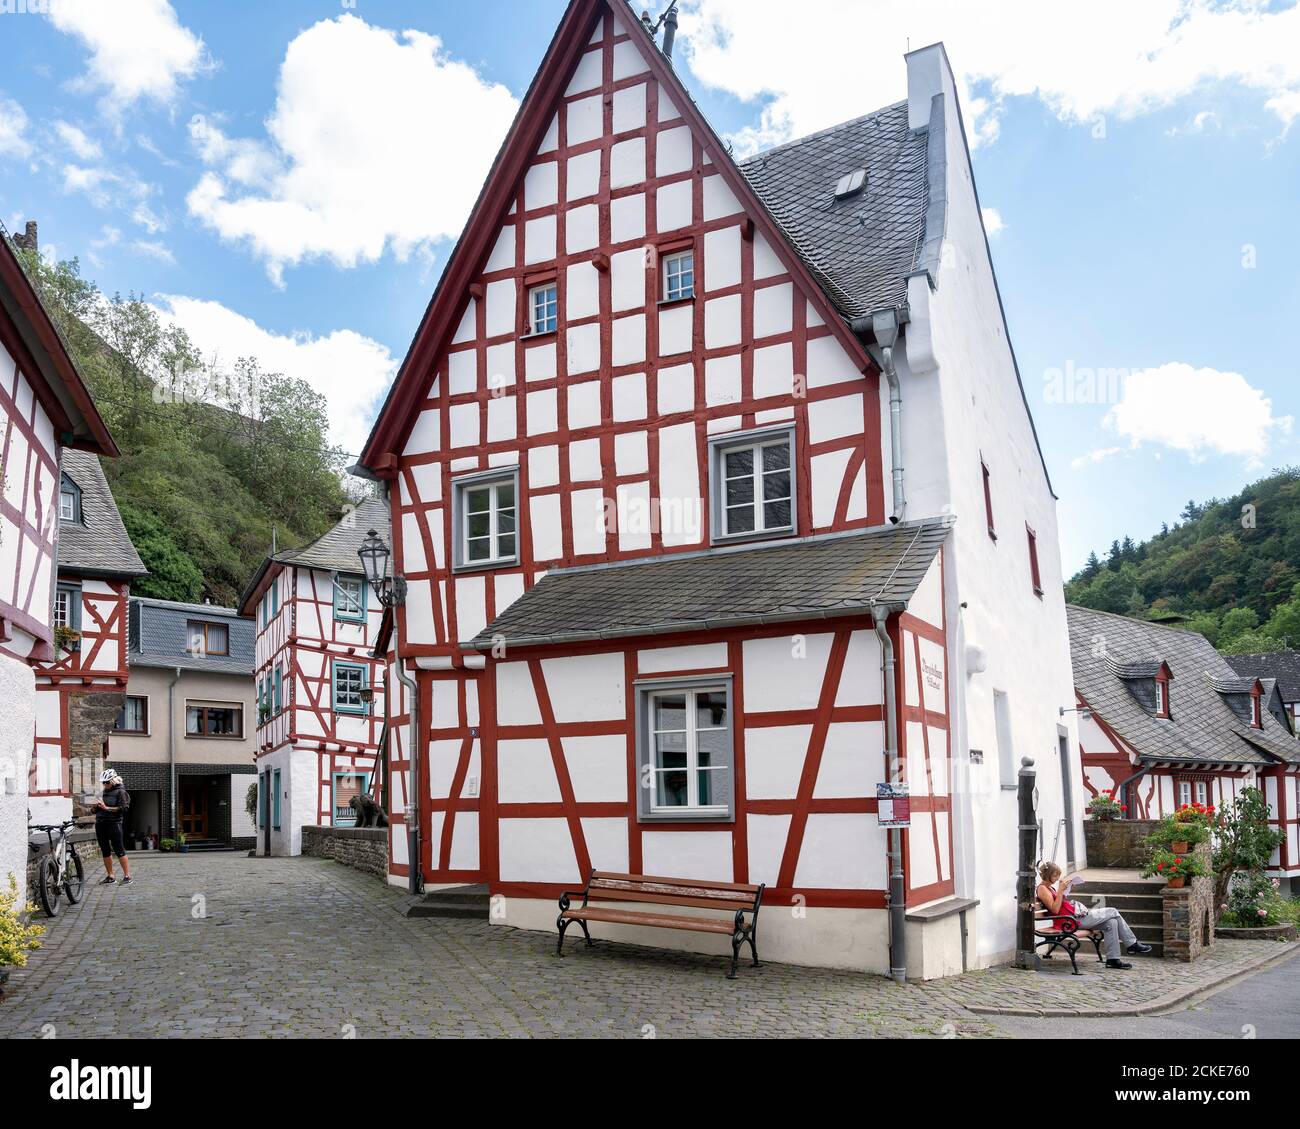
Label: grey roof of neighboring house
xmin=1068 ymin=605 xmax=1300 ymax=767
xmin=1226 ymin=650 xmax=1300 ymax=704
xmin=467 ymin=517 xmax=952 ymax=650
xmin=237 ymin=497 xmax=390 ymax=614
xmin=738 ymin=98 xmax=933 ymax=321
xmin=57 ymin=448 xmax=147 ymax=579
xmin=128 ymin=596 xmax=254 ymax=675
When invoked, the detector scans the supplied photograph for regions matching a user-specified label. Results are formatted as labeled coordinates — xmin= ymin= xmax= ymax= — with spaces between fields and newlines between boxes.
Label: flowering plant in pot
xmin=1141 ymin=849 xmax=1208 ymax=888
xmin=1146 ymin=815 xmax=1210 ymax=853
xmin=1173 ymin=801 xmax=1215 ymax=828
xmin=1086 ymin=793 xmax=1125 ymax=821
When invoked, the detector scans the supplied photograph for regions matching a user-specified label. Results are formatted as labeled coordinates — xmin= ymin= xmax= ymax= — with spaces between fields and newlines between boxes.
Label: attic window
xmin=1154 ymin=670 xmax=1170 ymax=718
xmin=59 ymin=474 xmax=82 ymax=524
xmin=834 ymin=168 xmax=867 ymax=200
xmin=1250 ymin=684 xmax=1263 ymax=728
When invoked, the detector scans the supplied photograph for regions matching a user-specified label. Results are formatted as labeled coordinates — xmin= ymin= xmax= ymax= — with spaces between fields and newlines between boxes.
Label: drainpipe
xmin=853 ymin=309 xmax=905 ymax=523
xmin=1114 ymin=762 xmax=1153 ymax=819
xmin=168 ymin=667 xmax=181 ymax=838
xmin=392 ymin=655 xmax=423 ymax=896
xmin=872 ymin=603 xmax=906 ymax=982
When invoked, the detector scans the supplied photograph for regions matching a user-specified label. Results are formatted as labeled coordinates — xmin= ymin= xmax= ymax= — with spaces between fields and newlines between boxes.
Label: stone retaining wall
xmin=1083 ymin=818 xmax=1160 ymax=868
xmin=301 ymin=826 xmax=387 ymax=880
xmin=1162 ymin=842 xmax=1215 ymax=962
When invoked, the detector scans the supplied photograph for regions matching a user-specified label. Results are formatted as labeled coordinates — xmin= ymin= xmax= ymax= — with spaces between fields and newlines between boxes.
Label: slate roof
xmin=128 ymin=596 xmax=254 ymax=675
xmin=468 ymin=517 xmax=952 ymax=650
xmin=1068 ymin=605 xmax=1300 ymax=767
xmin=1226 ymin=651 xmax=1300 ymax=703
xmin=739 ymin=99 xmax=933 ymax=320
xmin=237 ymin=497 xmax=390 ymax=613
xmin=57 ymin=448 xmax=147 ymax=578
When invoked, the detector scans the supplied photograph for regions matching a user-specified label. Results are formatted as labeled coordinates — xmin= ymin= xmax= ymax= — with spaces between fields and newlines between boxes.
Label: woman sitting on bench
xmin=1037 ymin=862 xmax=1152 ymax=970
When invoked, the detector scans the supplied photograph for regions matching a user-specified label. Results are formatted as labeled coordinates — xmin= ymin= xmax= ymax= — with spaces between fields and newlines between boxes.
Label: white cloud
xmin=1102 ymin=362 xmax=1292 ymax=465
xmin=679 ymin=0 xmax=1300 ymax=152
xmin=0 ymin=95 xmax=32 ymax=159
xmin=130 ymin=239 xmax=175 ymax=264
xmin=981 ymin=206 xmax=1004 ymax=236
xmin=54 ymin=120 xmax=102 ymax=160
xmin=185 ymin=14 xmax=518 ymax=285
xmin=47 ymin=0 xmax=208 ymax=113
xmin=151 ymin=295 xmax=397 ymax=457
xmin=1069 ymin=446 xmax=1124 ymax=471
xmin=59 ymin=161 xmax=166 ymax=232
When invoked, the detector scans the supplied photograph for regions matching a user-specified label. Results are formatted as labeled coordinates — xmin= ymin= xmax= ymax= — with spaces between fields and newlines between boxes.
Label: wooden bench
xmin=1034 ymin=900 xmax=1104 ymax=975
xmin=556 ymin=871 xmax=765 ymax=979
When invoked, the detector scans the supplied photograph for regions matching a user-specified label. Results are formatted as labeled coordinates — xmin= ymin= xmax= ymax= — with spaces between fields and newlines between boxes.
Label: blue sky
xmin=0 ymin=0 xmax=1297 ymax=574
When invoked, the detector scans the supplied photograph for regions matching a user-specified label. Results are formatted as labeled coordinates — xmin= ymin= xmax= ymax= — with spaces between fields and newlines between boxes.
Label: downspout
xmin=872 ymin=603 xmax=907 ymax=982
xmin=392 ymin=655 xmax=422 ymax=896
xmin=168 ymin=667 xmax=181 ymax=837
xmin=1115 ymin=762 xmax=1153 ymax=819
xmin=853 ymin=308 xmax=905 ymax=523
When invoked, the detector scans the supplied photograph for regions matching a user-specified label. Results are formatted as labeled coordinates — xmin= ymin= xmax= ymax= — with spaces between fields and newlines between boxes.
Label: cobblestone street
xmin=1 ymin=854 xmax=1292 ymax=1039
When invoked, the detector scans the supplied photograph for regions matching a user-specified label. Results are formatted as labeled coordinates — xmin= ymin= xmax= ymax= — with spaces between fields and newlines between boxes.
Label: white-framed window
xmin=709 ymin=426 xmax=795 ymax=542
xmin=662 ymin=249 xmax=695 ymax=301
xmin=1154 ymin=678 xmax=1168 ymax=717
xmin=1250 ymin=690 xmax=1262 ymax=728
xmin=636 ymin=678 xmax=733 ymax=821
xmin=58 ymin=474 xmax=81 ymax=523
xmin=1178 ymin=781 xmax=1192 ymax=808
xmin=453 ymin=469 xmax=519 ymax=569
xmin=529 ymin=282 xmax=558 ymax=335
xmin=53 ymin=586 xmax=77 ymax=629
xmin=1194 ymin=780 xmax=1208 ymax=806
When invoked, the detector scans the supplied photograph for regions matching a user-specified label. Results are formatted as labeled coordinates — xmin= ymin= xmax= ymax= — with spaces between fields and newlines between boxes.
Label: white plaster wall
xmin=261 ymin=746 xmax=319 ymax=856
xmin=0 ymin=654 xmax=35 ymax=891
xmin=903 ymin=45 xmax=1079 ymax=963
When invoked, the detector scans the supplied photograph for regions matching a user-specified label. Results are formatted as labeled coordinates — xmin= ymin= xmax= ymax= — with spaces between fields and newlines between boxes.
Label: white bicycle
xmin=30 ymin=820 xmax=85 ymax=917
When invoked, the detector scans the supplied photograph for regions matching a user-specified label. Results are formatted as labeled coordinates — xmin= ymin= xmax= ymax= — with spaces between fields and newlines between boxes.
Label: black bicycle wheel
xmin=63 ymin=850 xmax=85 ymax=904
xmin=37 ymin=853 xmax=62 ymax=917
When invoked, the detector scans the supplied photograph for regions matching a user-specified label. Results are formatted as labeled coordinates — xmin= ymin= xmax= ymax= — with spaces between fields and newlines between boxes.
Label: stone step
xmin=1080 ymin=880 xmax=1166 ymax=896
xmin=406 ymin=883 xmax=491 ymax=919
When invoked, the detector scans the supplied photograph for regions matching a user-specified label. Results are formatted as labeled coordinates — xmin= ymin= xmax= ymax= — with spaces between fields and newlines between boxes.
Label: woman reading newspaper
xmin=1037 ymin=861 xmax=1151 ymax=969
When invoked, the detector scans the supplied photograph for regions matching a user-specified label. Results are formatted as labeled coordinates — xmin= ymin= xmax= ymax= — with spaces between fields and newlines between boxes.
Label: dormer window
xmin=59 ymin=474 xmax=82 ymax=524
xmin=1250 ymin=684 xmax=1263 ymax=728
xmin=1154 ymin=676 xmax=1169 ymax=718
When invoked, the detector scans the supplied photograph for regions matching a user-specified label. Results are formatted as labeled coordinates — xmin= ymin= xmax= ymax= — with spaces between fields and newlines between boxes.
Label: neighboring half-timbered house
xmin=1 ymin=225 xmax=120 ymax=890
xmin=28 ymin=448 xmax=147 ymax=825
xmin=1070 ymin=604 xmax=1300 ymax=892
xmin=238 ymin=499 xmax=389 ymax=855
xmin=355 ymin=0 xmax=1079 ymax=976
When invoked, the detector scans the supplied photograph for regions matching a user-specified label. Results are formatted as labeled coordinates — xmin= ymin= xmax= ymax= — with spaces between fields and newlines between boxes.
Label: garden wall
xmin=1083 ymin=819 xmax=1160 ymax=868
xmin=301 ymin=825 xmax=387 ymax=880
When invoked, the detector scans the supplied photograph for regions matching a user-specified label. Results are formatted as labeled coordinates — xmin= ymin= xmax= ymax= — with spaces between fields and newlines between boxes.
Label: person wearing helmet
xmin=94 ymin=768 xmax=132 ymax=885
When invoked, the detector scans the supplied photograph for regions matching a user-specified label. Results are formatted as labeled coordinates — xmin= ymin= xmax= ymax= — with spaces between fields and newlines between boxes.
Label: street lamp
xmin=357 ymin=529 xmax=407 ymax=607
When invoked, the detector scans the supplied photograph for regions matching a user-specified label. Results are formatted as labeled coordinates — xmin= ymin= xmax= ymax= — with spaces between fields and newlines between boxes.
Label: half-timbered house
xmin=1070 ymin=604 xmax=1300 ymax=892
xmin=1 ymin=225 xmax=119 ymax=889
xmin=354 ymin=0 xmax=1079 ymax=976
xmin=28 ymin=448 xmax=147 ymax=826
xmin=238 ymin=499 xmax=390 ymax=855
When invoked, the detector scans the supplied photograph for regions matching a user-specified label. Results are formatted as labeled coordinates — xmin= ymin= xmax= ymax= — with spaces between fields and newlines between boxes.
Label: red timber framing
xmin=250 ymin=563 xmax=386 ymax=826
xmin=29 ymin=578 xmax=130 ymax=798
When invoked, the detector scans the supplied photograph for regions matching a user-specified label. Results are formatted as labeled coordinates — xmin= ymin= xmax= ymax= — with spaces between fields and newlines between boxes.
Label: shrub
xmin=159 ymin=839 xmax=176 ymax=852
xmin=1221 ymin=873 xmax=1286 ymax=927
xmin=245 ymin=782 xmax=258 ymax=823
xmin=0 ymin=875 xmax=45 ymax=968
xmin=1146 ymin=816 xmax=1211 ymax=849
xmin=1212 ymin=788 xmax=1284 ymax=913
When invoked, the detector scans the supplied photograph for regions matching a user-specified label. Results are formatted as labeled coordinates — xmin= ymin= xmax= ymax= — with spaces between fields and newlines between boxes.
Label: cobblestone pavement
xmin=0 ymin=855 xmax=1289 ymax=1039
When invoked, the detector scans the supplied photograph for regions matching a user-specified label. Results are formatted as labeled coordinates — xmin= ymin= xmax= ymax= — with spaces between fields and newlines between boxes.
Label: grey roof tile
xmin=57 ymin=448 xmax=147 ymax=578
xmin=468 ymin=517 xmax=952 ymax=650
xmin=128 ymin=596 xmax=254 ymax=674
xmin=739 ymin=100 xmax=930 ymax=319
xmin=270 ymin=497 xmax=390 ymax=574
xmin=1069 ymin=605 xmax=1300 ymax=767
xmin=1226 ymin=651 xmax=1300 ymax=703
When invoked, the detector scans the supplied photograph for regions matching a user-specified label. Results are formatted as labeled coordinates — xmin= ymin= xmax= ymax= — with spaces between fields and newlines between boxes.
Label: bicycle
xmin=30 ymin=819 xmax=85 ymax=917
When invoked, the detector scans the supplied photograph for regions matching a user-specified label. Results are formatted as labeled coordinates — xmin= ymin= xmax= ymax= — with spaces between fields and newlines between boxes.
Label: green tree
xmin=1212 ymin=788 xmax=1284 ymax=916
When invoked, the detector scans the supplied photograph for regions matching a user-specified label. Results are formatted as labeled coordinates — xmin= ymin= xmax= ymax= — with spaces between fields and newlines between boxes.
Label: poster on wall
xmin=877 ymin=782 xmax=911 ymax=828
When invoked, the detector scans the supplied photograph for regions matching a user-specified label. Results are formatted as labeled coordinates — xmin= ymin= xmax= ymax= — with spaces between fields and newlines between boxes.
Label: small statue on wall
xmin=349 ymin=793 xmax=388 ymax=828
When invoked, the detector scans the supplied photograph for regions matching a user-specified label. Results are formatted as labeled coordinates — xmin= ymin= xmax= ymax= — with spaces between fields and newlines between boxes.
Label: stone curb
xmin=964 ymin=940 xmax=1299 ymax=1018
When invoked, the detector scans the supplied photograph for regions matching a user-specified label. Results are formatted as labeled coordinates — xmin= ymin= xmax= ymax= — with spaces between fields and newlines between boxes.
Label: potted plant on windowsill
xmin=1142 ymin=849 xmax=1207 ymax=888
xmin=52 ymin=624 xmax=81 ymax=658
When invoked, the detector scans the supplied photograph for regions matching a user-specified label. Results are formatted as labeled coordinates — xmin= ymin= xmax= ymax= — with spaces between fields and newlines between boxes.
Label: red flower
xmin=1156 ymin=862 xmax=1164 ymax=870
xmin=1120 ymin=804 xmax=1128 ymax=811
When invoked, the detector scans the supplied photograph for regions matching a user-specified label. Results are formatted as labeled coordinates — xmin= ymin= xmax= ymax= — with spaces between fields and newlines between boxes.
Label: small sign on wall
xmin=877 ymin=782 xmax=910 ymax=828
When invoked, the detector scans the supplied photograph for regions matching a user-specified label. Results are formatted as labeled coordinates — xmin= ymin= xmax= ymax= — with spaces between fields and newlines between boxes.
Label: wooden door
xmin=179 ymin=778 xmax=208 ymax=838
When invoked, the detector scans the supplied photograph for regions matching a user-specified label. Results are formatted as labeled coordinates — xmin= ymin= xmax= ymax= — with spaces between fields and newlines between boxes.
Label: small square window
xmin=334 ymin=575 xmax=367 ymax=621
xmin=53 ymin=584 xmax=81 ymax=630
xmin=529 ymin=283 xmax=558 ymax=334
xmin=333 ymin=662 xmax=369 ymax=714
xmin=662 ymin=249 xmax=694 ymax=302
xmin=114 ymin=695 xmax=148 ymax=734
xmin=709 ymin=427 xmax=795 ymax=543
xmin=187 ymin=620 xmax=229 ymax=657
xmin=58 ymin=474 xmax=81 ymax=524
xmin=453 ymin=469 xmax=519 ymax=570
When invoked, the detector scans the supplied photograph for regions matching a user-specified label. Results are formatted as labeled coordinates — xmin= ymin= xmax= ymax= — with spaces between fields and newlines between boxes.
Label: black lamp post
xmin=358 ymin=529 xmax=407 ymax=607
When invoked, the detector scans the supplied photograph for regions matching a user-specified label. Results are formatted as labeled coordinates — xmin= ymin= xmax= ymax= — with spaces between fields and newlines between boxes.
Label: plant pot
xmin=1171 ymin=841 xmax=1190 ymax=854
xmin=178 ymin=843 xmax=188 ymax=854
xmin=1167 ymin=876 xmax=1186 ymax=889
